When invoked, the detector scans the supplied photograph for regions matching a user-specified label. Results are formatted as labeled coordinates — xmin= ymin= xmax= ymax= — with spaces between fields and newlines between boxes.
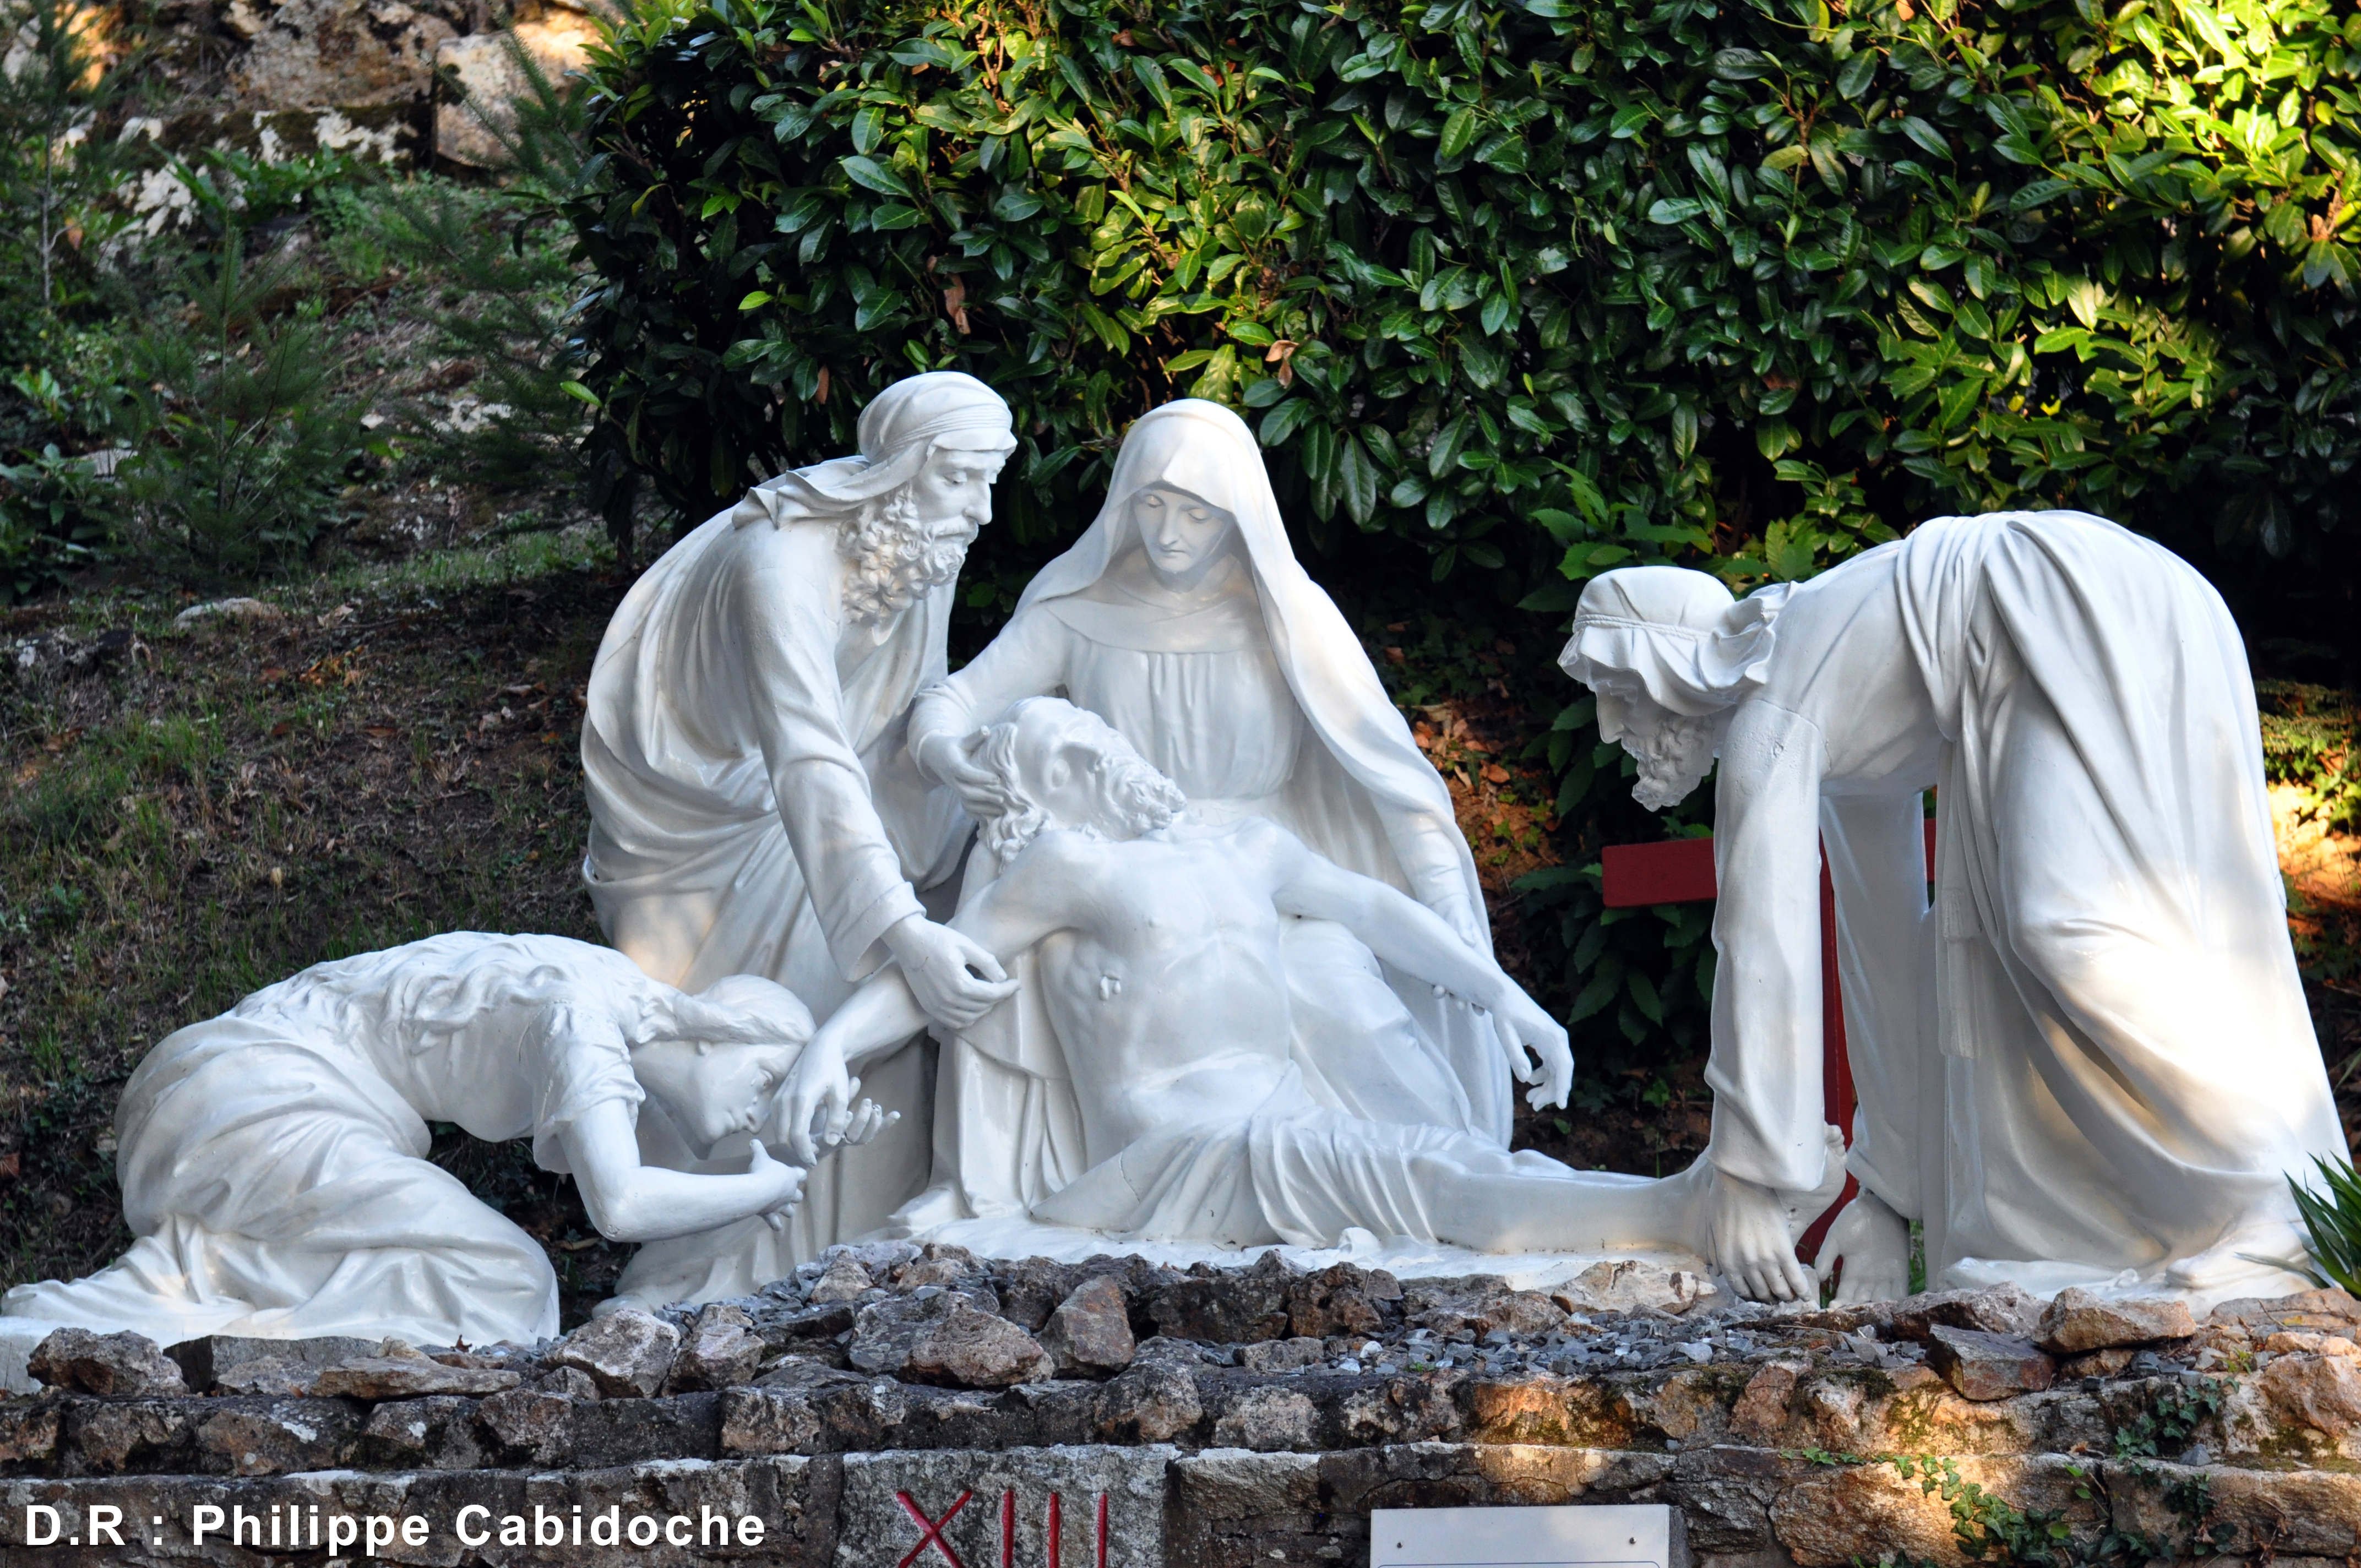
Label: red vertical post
xmin=1792 ymin=846 xmax=1860 ymax=1268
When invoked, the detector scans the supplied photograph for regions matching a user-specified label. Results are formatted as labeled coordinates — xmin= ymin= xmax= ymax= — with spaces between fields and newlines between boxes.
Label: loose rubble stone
xmin=1238 ymin=1337 xmax=1327 ymax=1374
xmin=1286 ymin=1262 xmax=1398 ymax=1338
xmin=172 ymin=596 xmax=282 ymax=627
xmin=850 ymin=1289 xmax=998 ymax=1378
xmin=1551 ymin=1259 xmax=1718 ymax=1315
xmin=29 ymin=1329 xmax=189 ymax=1397
xmin=2259 ymin=1348 xmax=2361 ymax=1439
xmin=1043 ymin=1276 xmax=1137 ymax=1375
xmin=671 ymin=1303 xmax=764 ymax=1391
xmin=2209 ymin=1286 xmax=2361 ymax=1335
xmin=808 ymin=1255 xmax=875 ymax=1304
xmin=213 ymin=1357 xmax=315 ymax=1396
xmin=0 ymin=1400 xmax=60 ymax=1464
xmin=165 ymin=1333 xmax=380 ymax=1393
xmin=2059 ymin=1347 xmax=2137 ymax=1379
xmin=1885 ymin=1283 xmax=2047 ymax=1343
xmin=1728 ymin=1360 xmax=1807 ymax=1441
xmin=478 ymin=1385 xmax=580 ymax=1464
xmin=195 ymin=1400 xmax=363 ymax=1475
xmin=550 ymin=1308 xmax=681 ymax=1398
xmin=1092 ymin=1363 xmax=1204 ymax=1443
xmin=906 ymin=1303 xmax=1052 ymax=1389
xmin=1927 ymin=1325 xmax=2055 ymax=1401
xmin=1148 ymin=1253 xmax=1292 ymax=1343
xmin=1213 ymin=1386 xmax=1320 ymax=1451
xmin=311 ymin=1343 xmax=521 ymax=1401
xmin=2034 ymin=1288 xmax=2196 ymax=1353
xmin=431 ymin=6 xmax=601 ymax=166
xmin=359 ymin=1395 xmax=486 ymax=1469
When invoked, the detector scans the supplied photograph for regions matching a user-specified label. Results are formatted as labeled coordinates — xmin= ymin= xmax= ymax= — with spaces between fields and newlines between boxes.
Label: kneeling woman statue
xmin=2 ymin=933 xmax=883 ymax=1348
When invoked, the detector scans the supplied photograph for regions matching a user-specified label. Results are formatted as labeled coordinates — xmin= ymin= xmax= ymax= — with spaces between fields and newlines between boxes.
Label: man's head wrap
xmin=1557 ymin=566 xmax=1788 ymax=738
xmin=733 ymin=371 xmax=1016 ymax=529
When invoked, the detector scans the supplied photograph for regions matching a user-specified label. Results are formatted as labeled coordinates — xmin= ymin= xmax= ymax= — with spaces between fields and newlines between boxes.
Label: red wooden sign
xmin=1598 ymin=819 xmax=1934 ymax=1267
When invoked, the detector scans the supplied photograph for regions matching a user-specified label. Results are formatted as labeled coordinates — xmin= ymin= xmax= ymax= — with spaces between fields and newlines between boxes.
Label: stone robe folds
xmin=2 ymin=935 xmax=653 ymax=1348
xmin=1695 ymin=512 xmax=2343 ymax=1297
xmin=583 ymin=464 xmax=972 ymax=1302
xmin=900 ymin=402 xmax=1508 ymax=1235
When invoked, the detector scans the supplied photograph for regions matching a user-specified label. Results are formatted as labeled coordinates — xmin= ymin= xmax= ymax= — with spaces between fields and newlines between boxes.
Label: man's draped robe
xmin=1709 ymin=512 xmax=2343 ymax=1300
xmin=582 ymin=495 xmax=967 ymax=1303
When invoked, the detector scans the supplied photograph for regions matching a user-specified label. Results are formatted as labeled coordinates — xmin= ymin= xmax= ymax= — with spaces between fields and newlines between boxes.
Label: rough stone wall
xmin=9 ymin=1249 xmax=2361 ymax=1565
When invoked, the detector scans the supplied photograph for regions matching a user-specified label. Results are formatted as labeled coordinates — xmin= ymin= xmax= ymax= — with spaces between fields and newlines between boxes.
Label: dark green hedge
xmin=564 ymin=0 xmax=2360 ymax=1050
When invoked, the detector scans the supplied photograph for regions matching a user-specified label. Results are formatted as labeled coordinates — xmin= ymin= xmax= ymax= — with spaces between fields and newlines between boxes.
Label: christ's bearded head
xmin=974 ymin=698 xmax=1185 ymax=861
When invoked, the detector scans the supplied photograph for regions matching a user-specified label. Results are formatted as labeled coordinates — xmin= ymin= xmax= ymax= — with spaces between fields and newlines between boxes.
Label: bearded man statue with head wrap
xmin=1560 ymin=510 xmax=2345 ymax=1310
xmin=581 ymin=371 xmax=1021 ymax=1304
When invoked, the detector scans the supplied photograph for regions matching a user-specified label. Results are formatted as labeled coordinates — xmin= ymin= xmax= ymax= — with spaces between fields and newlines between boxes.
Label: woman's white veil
xmin=901 ymin=403 xmax=1514 ymax=1241
xmin=1019 ymin=400 xmax=1491 ymax=936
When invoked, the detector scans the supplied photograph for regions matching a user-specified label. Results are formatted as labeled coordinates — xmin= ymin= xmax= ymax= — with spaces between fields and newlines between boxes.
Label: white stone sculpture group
xmin=3 ymin=372 xmax=2340 ymax=1349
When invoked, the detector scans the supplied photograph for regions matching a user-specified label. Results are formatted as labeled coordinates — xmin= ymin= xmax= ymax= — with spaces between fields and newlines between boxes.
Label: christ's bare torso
xmin=982 ymin=823 xmax=1302 ymax=1167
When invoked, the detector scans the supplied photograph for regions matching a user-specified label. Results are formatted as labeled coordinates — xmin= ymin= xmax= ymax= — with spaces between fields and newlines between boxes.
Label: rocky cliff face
xmin=121 ymin=0 xmax=595 ymax=178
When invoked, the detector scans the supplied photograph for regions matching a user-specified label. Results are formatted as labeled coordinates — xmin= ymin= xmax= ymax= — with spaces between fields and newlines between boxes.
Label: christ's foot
xmin=1815 ymin=1188 xmax=1912 ymax=1304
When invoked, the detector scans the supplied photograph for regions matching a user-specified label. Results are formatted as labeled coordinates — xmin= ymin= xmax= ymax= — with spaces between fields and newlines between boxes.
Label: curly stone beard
xmin=839 ymin=492 xmax=970 ymax=625
xmin=1626 ymin=706 xmax=1725 ymax=811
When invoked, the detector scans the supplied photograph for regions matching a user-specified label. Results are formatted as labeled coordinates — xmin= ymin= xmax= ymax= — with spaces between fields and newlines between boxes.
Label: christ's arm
xmin=1261 ymin=824 xmax=1573 ymax=1108
xmin=776 ymin=837 xmax=1093 ymax=1161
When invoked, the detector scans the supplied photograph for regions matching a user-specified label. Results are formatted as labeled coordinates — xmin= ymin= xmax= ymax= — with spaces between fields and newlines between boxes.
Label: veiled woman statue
xmin=896 ymin=400 xmax=1520 ymax=1228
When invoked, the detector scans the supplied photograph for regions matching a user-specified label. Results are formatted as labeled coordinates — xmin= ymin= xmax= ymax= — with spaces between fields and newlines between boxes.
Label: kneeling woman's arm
xmin=558 ymin=1101 xmax=808 ymax=1243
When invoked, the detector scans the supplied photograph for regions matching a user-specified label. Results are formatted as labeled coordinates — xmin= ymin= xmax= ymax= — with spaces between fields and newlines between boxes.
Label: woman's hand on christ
xmin=886 ymin=914 xmax=1019 ymax=1030
xmin=1489 ymin=986 xmax=1574 ymax=1110
xmin=1706 ymin=1166 xmax=1818 ymax=1303
xmin=743 ymin=1139 xmax=808 ymax=1233
xmin=915 ymin=729 xmax=1008 ymax=820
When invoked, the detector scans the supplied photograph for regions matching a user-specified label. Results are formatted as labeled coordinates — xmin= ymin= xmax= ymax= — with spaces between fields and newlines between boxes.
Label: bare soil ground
xmin=0 ymin=522 xmax=636 ymax=1323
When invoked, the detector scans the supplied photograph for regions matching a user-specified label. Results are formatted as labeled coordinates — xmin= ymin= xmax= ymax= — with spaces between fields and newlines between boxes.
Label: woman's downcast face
xmin=1130 ymin=482 xmax=1237 ymax=585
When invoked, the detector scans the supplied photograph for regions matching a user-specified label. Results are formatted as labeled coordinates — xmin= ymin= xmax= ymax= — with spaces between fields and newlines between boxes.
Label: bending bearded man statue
xmin=1559 ymin=509 xmax=2344 ymax=1308
xmin=583 ymin=371 xmax=1020 ymax=1304
xmin=781 ymin=699 xmax=1835 ymax=1258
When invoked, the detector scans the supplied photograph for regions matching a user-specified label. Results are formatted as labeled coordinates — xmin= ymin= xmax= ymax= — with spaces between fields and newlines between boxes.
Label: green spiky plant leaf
xmin=2288 ymin=1156 xmax=2361 ymax=1296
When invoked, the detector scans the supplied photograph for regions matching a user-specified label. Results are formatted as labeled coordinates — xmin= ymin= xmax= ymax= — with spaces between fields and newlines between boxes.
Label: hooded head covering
xmin=1015 ymin=400 xmax=1484 ymax=923
xmin=734 ymin=371 xmax=1016 ymax=529
xmin=1558 ymin=565 xmax=1788 ymax=737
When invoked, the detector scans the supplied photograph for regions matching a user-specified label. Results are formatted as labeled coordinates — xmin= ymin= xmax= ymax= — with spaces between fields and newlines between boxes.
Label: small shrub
xmin=118 ymin=237 xmax=363 ymax=580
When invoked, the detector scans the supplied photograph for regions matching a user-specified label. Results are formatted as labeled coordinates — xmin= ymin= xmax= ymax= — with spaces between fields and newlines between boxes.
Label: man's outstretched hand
xmin=1706 ymin=1166 xmax=1818 ymax=1303
xmin=885 ymin=914 xmax=1019 ymax=1030
xmin=1491 ymin=989 xmax=1574 ymax=1111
